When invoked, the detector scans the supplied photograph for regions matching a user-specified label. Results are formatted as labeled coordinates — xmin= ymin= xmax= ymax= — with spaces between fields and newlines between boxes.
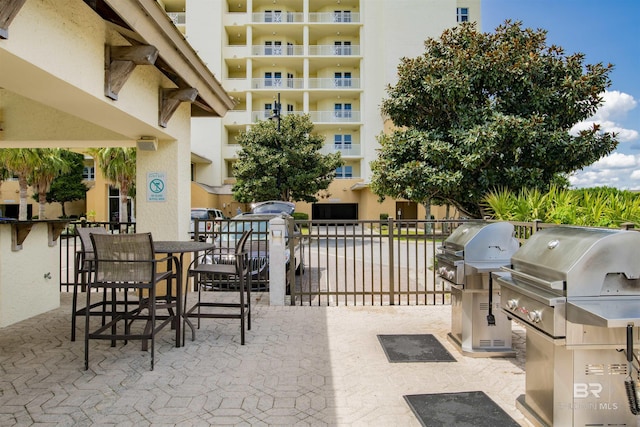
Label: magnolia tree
xmin=233 ymin=114 xmax=342 ymax=203
xmin=371 ymin=21 xmax=617 ymax=218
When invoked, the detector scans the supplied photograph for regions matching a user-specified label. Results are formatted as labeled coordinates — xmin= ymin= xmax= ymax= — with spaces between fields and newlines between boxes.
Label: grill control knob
xmin=506 ymin=299 xmax=518 ymax=310
xmin=527 ymin=310 xmax=542 ymax=323
xmin=447 ymin=271 xmax=455 ymax=280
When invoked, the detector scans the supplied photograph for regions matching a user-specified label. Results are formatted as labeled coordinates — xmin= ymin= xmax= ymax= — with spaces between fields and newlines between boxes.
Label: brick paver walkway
xmin=0 ymin=293 xmax=529 ymax=426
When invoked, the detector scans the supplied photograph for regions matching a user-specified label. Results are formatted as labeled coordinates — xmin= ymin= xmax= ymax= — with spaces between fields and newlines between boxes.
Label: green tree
xmin=88 ymin=147 xmax=136 ymax=222
xmin=28 ymin=148 xmax=70 ymax=219
xmin=0 ymin=149 xmax=42 ymax=220
xmin=371 ymin=21 xmax=617 ymax=218
xmin=233 ymin=114 xmax=343 ymax=203
xmin=0 ymin=164 xmax=10 ymax=197
xmin=46 ymin=150 xmax=88 ymax=218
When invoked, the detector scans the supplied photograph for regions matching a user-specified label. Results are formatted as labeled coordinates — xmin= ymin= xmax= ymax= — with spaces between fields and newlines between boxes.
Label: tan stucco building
xmin=163 ymin=0 xmax=479 ymax=221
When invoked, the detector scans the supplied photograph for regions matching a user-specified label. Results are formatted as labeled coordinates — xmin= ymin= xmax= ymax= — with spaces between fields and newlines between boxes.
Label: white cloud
xmin=593 ymin=91 xmax=637 ymax=121
xmin=569 ymin=151 xmax=640 ymax=189
xmin=570 ymin=90 xmax=639 ymax=143
xmin=591 ymin=152 xmax=637 ymax=168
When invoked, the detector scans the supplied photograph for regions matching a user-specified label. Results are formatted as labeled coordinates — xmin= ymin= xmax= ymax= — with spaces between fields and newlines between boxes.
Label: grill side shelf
xmin=567 ymin=298 xmax=640 ymax=328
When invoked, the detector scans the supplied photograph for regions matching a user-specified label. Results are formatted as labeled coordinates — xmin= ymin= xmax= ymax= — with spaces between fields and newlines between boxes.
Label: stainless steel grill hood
xmin=508 ymin=226 xmax=640 ymax=297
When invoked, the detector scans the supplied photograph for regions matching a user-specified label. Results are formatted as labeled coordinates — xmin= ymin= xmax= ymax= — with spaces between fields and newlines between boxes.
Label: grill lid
xmin=442 ymin=221 xmax=519 ymax=262
xmin=510 ymin=227 xmax=640 ymax=297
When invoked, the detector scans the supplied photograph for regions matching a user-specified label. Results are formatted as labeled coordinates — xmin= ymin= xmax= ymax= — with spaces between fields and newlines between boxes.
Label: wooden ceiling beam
xmin=0 ymin=0 xmax=27 ymax=39
xmin=159 ymin=88 xmax=197 ymax=128
xmin=105 ymin=44 xmax=159 ymax=100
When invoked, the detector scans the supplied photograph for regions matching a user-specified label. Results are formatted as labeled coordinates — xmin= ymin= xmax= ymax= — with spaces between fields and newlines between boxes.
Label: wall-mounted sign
xmin=147 ymin=172 xmax=166 ymax=202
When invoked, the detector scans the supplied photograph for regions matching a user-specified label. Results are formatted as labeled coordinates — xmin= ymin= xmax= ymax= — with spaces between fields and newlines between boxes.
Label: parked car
xmin=250 ymin=200 xmax=295 ymax=215
xmin=190 ymin=208 xmax=225 ymax=241
xmin=220 ymin=213 xmax=303 ymax=270
xmin=201 ymin=206 xmax=303 ymax=291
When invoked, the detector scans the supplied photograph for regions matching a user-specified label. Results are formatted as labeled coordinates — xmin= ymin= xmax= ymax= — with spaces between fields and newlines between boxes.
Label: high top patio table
xmin=154 ymin=240 xmax=215 ymax=347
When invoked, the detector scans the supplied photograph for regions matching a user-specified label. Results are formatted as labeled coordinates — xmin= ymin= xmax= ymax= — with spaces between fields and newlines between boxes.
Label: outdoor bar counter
xmin=0 ymin=219 xmax=69 ymax=327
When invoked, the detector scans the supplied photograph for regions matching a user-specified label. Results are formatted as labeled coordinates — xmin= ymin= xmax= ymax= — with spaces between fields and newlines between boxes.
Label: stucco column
xmin=135 ymin=104 xmax=191 ymax=242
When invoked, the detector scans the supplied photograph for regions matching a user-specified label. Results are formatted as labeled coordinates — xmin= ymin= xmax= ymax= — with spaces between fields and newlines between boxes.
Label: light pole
xmin=270 ymin=93 xmax=284 ymax=199
xmin=271 ymin=93 xmax=281 ymax=131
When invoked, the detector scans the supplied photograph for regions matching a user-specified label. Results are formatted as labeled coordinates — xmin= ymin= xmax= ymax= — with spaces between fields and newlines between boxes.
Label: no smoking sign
xmin=147 ymin=172 xmax=166 ymax=202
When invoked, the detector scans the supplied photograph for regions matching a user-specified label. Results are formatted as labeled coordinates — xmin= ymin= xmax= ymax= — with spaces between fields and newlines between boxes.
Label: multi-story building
xmin=159 ymin=0 xmax=481 ymax=221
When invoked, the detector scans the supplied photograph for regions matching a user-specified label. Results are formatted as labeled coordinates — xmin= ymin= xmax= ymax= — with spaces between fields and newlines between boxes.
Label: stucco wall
xmin=0 ymin=223 xmax=60 ymax=327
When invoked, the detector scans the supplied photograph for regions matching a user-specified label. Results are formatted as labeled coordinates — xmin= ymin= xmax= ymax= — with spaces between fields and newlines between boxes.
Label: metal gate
xmin=290 ymin=219 xmax=463 ymax=306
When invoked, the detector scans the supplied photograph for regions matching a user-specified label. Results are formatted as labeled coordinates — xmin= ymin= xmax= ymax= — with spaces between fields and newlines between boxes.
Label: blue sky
xmin=481 ymin=0 xmax=640 ymax=189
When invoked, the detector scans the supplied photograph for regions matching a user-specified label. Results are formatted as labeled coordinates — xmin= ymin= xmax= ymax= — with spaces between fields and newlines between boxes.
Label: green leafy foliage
xmin=372 ymin=21 xmax=617 ymax=217
xmin=483 ymin=186 xmax=640 ymax=227
xmin=232 ymin=114 xmax=343 ymax=203
xmin=87 ymin=147 xmax=136 ymax=222
xmin=46 ymin=150 xmax=88 ymax=218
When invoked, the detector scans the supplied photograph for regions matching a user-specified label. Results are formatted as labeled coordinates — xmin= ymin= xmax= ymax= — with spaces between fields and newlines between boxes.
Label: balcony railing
xmin=320 ymin=144 xmax=361 ymax=156
xmin=308 ymin=12 xmax=361 ymax=23
xmin=309 ymin=110 xmax=361 ymax=123
xmin=308 ymin=45 xmax=360 ymax=56
xmin=227 ymin=110 xmax=360 ymax=124
xmin=248 ymin=45 xmax=359 ymax=57
xmin=237 ymin=11 xmax=360 ymax=24
xmin=252 ymin=12 xmax=304 ymax=23
xmin=252 ymin=78 xmax=305 ymax=89
xmin=252 ymin=44 xmax=304 ymax=56
xmin=251 ymin=110 xmax=305 ymax=122
xmin=308 ymin=78 xmax=360 ymax=89
xmin=250 ymin=78 xmax=359 ymax=90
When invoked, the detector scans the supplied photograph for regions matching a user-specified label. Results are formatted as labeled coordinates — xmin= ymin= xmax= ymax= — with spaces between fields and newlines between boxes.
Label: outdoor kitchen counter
xmin=0 ymin=220 xmax=70 ymax=328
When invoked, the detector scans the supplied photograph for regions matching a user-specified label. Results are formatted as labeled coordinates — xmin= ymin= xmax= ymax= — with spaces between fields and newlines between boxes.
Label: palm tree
xmin=0 ymin=149 xmax=42 ymax=220
xmin=28 ymin=148 xmax=70 ymax=219
xmin=88 ymin=147 xmax=136 ymax=222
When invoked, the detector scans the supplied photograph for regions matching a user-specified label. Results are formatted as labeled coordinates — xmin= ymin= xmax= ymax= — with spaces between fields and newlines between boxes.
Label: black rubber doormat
xmin=404 ymin=391 xmax=520 ymax=427
xmin=377 ymin=334 xmax=456 ymax=363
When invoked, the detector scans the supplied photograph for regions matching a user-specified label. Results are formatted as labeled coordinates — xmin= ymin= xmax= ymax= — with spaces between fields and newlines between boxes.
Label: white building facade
xmin=161 ymin=0 xmax=481 ymax=220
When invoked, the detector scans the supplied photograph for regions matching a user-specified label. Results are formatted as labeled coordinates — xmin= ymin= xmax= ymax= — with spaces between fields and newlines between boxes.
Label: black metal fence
xmin=60 ymin=218 xmax=637 ymax=306
xmin=59 ymin=221 xmax=136 ymax=291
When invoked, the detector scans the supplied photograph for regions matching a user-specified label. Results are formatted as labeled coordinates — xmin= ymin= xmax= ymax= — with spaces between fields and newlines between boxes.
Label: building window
xmin=336 ymin=166 xmax=353 ymax=178
xmin=334 ymin=134 xmax=352 ymax=149
xmin=265 ymin=41 xmax=282 ymax=56
xmin=333 ymin=10 xmax=351 ymax=22
xmin=82 ymin=166 xmax=95 ymax=180
xmin=334 ymin=41 xmax=351 ymax=55
xmin=264 ymin=72 xmax=282 ymax=88
xmin=265 ymin=10 xmax=282 ymax=23
xmin=108 ymin=186 xmax=132 ymax=222
xmin=226 ymin=160 xmax=237 ymax=178
xmin=456 ymin=8 xmax=469 ymax=22
xmin=334 ymin=72 xmax=352 ymax=87
xmin=334 ymin=103 xmax=352 ymax=119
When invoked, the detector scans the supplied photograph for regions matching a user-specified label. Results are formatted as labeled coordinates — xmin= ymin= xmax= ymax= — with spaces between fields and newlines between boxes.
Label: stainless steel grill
xmin=436 ymin=221 xmax=519 ymax=357
xmin=496 ymin=226 xmax=640 ymax=427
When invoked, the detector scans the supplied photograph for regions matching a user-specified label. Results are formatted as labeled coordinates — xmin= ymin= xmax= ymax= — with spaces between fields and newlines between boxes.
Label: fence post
xmin=269 ymin=217 xmax=287 ymax=306
xmin=388 ymin=217 xmax=395 ymax=305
